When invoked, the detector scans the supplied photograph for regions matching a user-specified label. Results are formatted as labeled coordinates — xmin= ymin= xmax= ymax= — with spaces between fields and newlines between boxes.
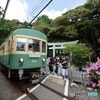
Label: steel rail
xmin=38 ymin=82 xmax=71 ymax=100
xmin=1 ymin=71 xmax=39 ymax=100
xmin=13 ymin=80 xmax=39 ymax=100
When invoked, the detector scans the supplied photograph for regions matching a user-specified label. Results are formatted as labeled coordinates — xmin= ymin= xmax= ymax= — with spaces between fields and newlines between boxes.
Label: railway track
xmin=11 ymin=79 xmax=39 ymax=100
xmin=0 ymin=68 xmax=38 ymax=100
xmin=15 ymin=81 xmax=71 ymax=100
xmin=38 ymin=82 xmax=71 ymax=100
xmin=14 ymin=74 xmax=71 ymax=100
xmin=15 ymin=77 xmax=71 ymax=100
xmin=1 ymin=69 xmax=70 ymax=100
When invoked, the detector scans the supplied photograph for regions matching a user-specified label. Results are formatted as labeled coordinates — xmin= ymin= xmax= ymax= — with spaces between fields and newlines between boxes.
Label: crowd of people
xmin=45 ymin=56 xmax=70 ymax=79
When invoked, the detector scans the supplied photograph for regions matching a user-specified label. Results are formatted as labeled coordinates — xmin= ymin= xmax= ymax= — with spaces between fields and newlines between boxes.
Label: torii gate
xmin=48 ymin=40 xmax=79 ymax=57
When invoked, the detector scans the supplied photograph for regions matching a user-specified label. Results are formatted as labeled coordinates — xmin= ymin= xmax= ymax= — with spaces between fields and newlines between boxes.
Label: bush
xmin=64 ymin=43 xmax=92 ymax=66
xmin=86 ymin=59 xmax=100 ymax=96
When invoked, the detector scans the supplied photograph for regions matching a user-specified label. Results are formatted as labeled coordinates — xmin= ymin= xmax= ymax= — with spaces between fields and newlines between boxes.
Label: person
xmin=52 ymin=63 xmax=57 ymax=74
xmin=96 ymin=55 xmax=100 ymax=61
xmin=49 ymin=57 xmax=54 ymax=73
xmin=96 ymin=55 xmax=100 ymax=65
xmin=45 ymin=57 xmax=50 ymax=72
xmin=79 ymin=63 xmax=82 ymax=71
xmin=28 ymin=45 xmax=33 ymax=51
xmin=57 ymin=60 xmax=62 ymax=76
xmin=61 ymin=57 xmax=69 ymax=79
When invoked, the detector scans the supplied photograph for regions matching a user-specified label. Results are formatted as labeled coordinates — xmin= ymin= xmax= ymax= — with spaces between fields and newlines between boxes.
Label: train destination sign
xmin=29 ymin=54 xmax=40 ymax=58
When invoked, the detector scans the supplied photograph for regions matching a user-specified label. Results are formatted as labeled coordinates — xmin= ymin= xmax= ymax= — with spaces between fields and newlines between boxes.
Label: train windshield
xmin=28 ymin=39 xmax=40 ymax=52
xmin=42 ymin=41 xmax=46 ymax=53
xmin=16 ymin=38 xmax=26 ymax=51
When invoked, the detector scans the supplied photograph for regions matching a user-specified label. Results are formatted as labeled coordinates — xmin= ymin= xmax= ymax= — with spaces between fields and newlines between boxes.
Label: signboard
xmin=29 ymin=54 xmax=40 ymax=58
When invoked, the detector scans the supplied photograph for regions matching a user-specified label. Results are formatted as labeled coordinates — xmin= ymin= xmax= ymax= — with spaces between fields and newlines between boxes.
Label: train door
xmin=7 ymin=39 xmax=12 ymax=66
xmin=2 ymin=45 xmax=5 ymax=64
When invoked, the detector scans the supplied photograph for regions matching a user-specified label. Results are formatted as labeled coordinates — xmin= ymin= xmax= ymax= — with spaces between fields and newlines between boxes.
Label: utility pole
xmin=2 ymin=0 xmax=10 ymax=18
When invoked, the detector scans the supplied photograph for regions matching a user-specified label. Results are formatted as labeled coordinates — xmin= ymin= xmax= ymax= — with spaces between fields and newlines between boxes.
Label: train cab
xmin=0 ymin=28 xmax=47 ymax=79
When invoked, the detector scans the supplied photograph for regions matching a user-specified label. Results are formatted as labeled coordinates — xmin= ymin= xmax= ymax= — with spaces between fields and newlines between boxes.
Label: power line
xmin=26 ymin=0 xmax=42 ymax=19
xmin=29 ymin=0 xmax=47 ymax=17
xmin=2 ymin=0 xmax=10 ymax=18
xmin=27 ymin=0 xmax=48 ymax=21
xmin=61 ymin=0 xmax=67 ymax=10
xmin=28 ymin=0 xmax=53 ymax=25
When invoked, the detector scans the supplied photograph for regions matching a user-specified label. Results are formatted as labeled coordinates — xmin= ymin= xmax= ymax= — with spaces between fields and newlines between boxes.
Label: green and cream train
xmin=0 ymin=28 xmax=47 ymax=79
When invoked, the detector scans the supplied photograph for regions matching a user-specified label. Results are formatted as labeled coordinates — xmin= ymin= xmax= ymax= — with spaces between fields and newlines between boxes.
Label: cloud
xmin=70 ymin=0 xmax=87 ymax=9
xmin=0 ymin=0 xmax=28 ymax=22
xmin=0 ymin=0 xmax=67 ymax=22
xmin=0 ymin=0 xmax=86 ymax=22
xmin=40 ymin=8 xmax=68 ymax=19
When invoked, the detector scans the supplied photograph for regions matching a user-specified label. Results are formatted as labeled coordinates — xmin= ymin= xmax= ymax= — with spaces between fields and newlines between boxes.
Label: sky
xmin=0 ymin=0 xmax=87 ymax=23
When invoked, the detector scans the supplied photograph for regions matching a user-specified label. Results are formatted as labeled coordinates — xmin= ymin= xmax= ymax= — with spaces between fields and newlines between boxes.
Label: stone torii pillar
xmin=53 ymin=44 xmax=55 ymax=57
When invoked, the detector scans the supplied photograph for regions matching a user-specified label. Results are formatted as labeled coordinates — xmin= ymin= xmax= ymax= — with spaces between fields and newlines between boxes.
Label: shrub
xmin=86 ymin=59 xmax=100 ymax=96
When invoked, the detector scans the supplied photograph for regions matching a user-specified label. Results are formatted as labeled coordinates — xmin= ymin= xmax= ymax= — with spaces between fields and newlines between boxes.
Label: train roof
xmin=0 ymin=28 xmax=47 ymax=48
xmin=13 ymin=28 xmax=47 ymax=40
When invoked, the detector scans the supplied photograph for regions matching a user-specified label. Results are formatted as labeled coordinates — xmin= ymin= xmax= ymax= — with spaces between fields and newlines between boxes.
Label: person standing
xmin=52 ymin=63 xmax=56 ymax=74
xmin=49 ymin=57 xmax=54 ymax=73
xmin=57 ymin=60 xmax=62 ymax=76
xmin=46 ymin=57 xmax=50 ymax=72
xmin=61 ymin=57 xmax=69 ymax=79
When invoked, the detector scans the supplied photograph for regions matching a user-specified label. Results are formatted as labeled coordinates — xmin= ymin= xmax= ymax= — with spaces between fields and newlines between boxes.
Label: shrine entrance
xmin=47 ymin=40 xmax=78 ymax=57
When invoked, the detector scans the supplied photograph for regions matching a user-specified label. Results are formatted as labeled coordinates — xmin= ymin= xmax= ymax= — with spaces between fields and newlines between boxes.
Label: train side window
xmin=16 ymin=38 xmax=26 ymax=51
xmin=3 ymin=46 xmax=4 ymax=53
xmin=28 ymin=39 xmax=40 ymax=52
xmin=28 ymin=39 xmax=33 ymax=51
xmin=42 ymin=41 xmax=46 ymax=53
xmin=8 ymin=40 xmax=10 ymax=52
xmin=0 ymin=44 xmax=5 ymax=54
xmin=0 ymin=48 xmax=1 ymax=54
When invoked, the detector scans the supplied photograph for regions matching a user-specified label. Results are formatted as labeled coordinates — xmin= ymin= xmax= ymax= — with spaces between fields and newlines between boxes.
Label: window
xmin=16 ymin=38 xmax=26 ymax=51
xmin=8 ymin=40 xmax=10 ymax=52
xmin=42 ymin=41 xmax=46 ymax=53
xmin=28 ymin=39 xmax=40 ymax=52
xmin=3 ymin=46 xmax=4 ymax=53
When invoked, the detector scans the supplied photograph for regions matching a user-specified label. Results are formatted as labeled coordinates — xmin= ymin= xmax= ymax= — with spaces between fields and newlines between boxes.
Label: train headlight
xmin=42 ymin=58 xmax=45 ymax=62
xmin=19 ymin=58 xmax=24 ymax=63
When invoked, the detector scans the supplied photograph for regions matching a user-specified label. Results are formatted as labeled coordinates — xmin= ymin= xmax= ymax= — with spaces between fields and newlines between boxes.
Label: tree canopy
xmin=64 ymin=43 xmax=92 ymax=66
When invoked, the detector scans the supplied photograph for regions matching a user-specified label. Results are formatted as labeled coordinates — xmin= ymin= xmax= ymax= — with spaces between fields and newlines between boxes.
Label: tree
xmin=0 ymin=6 xmax=4 ymax=18
xmin=32 ymin=15 xmax=52 ymax=30
xmin=10 ymin=19 xmax=26 ymax=31
xmin=0 ymin=19 xmax=13 ymax=44
xmin=0 ymin=7 xmax=13 ymax=44
xmin=64 ymin=43 xmax=92 ymax=66
xmin=63 ymin=25 xmax=78 ymax=40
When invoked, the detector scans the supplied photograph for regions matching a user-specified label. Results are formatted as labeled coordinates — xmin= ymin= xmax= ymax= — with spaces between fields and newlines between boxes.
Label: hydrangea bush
xmin=86 ymin=60 xmax=100 ymax=96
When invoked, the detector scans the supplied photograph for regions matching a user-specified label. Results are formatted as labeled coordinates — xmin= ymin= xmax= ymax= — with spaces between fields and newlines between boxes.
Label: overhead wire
xmin=2 ymin=0 xmax=10 ymax=18
xmin=27 ymin=0 xmax=41 ymax=15
xmin=26 ymin=0 xmax=44 ymax=19
xmin=28 ymin=0 xmax=47 ymax=18
xmin=61 ymin=0 xmax=68 ymax=11
xmin=26 ymin=0 xmax=48 ymax=21
xmin=28 ymin=0 xmax=53 ymax=25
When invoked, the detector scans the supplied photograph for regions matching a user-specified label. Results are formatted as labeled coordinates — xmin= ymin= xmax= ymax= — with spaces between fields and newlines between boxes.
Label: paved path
xmin=16 ymin=74 xmax=100 ymax=100
xmin=16 ymin=74 xmax=69 ymax=100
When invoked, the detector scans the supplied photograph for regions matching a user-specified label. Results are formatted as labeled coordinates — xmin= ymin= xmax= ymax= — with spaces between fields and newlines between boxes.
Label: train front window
xmin=16 ymin=38 xmax=26 ymax=51
xmin=28 ymin=39 xmax=40 ymax=52
xmin=42 ymin=41 xmax=46 ymax=53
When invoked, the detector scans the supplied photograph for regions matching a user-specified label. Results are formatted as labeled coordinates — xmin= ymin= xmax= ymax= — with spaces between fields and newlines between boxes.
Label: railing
xmin=68 ymin=67 xmax=90 ymax=85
